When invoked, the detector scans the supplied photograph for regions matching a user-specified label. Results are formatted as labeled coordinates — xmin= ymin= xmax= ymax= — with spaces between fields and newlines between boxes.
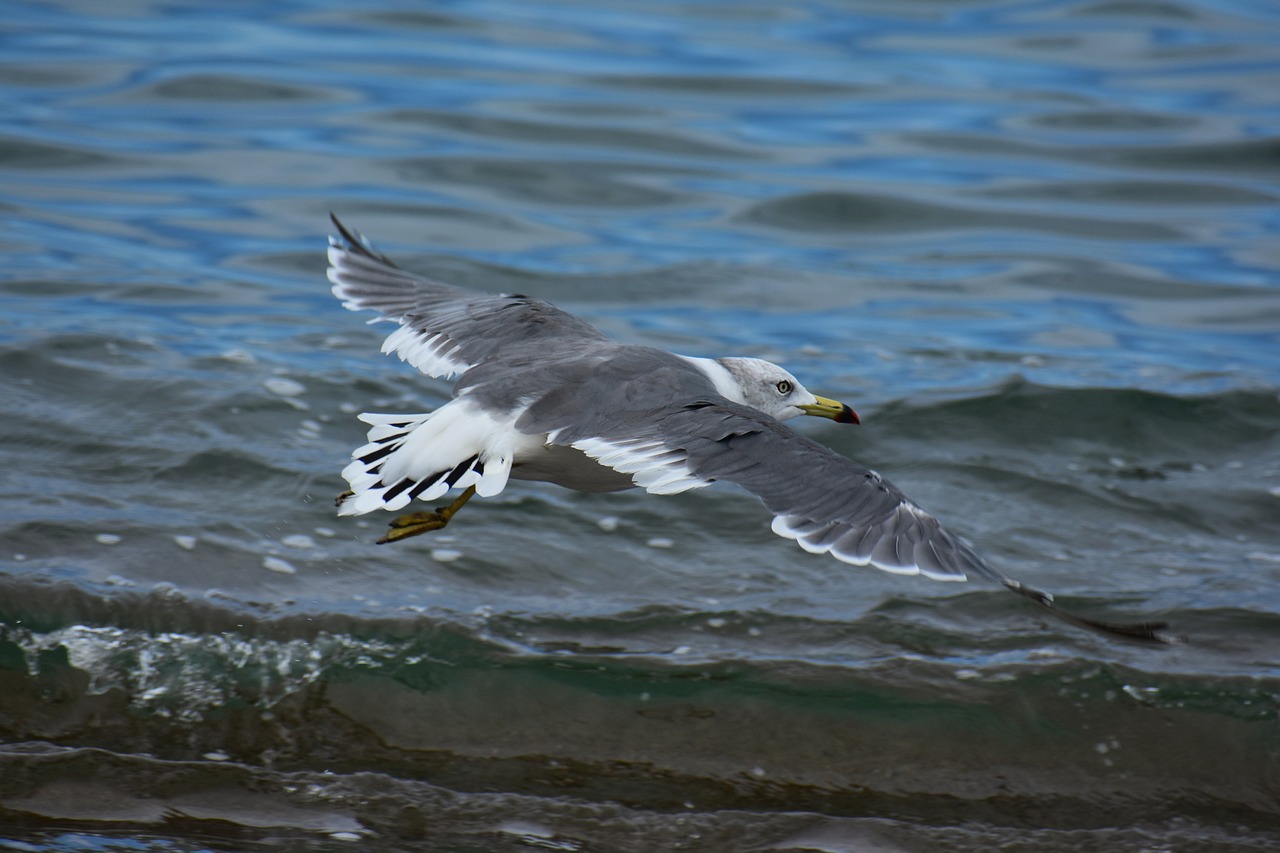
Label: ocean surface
xmin=2 ymin=0 xmax=1280 ymax=850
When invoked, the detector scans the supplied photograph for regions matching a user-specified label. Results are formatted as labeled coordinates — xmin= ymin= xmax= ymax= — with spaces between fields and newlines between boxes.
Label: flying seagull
xmin=326 ymin=214 xmax=1168 ymax=642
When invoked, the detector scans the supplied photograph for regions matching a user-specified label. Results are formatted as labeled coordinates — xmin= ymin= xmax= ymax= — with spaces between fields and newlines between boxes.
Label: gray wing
xmin=523 ymin=384 xmax=995 ymax=583
xmin=327 ymin=214 xmax=609 ymax=378
xmin=520 ymin=365 xmax=1172 ymax=640
xmin=680 ymin=405 xmax=994 ymax=582
xmin=666 ymin=406 xmax=1171 ymax=639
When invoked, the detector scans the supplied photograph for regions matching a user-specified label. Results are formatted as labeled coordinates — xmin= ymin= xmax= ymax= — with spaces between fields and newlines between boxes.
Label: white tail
xmin=337 ymin=400 xmax=517 ymax=515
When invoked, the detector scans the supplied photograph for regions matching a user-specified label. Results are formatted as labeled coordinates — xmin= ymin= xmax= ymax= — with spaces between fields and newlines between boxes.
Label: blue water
xmin=2 ymin=0 xmax=1280 ymax=850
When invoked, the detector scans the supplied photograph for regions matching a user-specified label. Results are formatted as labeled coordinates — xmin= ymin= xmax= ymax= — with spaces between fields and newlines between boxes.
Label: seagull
xmin=326 ymin=214 xmax=1169 ymax=642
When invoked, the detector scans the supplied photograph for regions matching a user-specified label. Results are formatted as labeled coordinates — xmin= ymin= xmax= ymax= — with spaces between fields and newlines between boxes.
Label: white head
xmin=715 ymin=357 xmax=859 ymax=424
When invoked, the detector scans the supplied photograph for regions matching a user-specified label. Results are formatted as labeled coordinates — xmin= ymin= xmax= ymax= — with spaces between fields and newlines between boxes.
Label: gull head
xmin=718 ymin=357 xmax=859 ymax=424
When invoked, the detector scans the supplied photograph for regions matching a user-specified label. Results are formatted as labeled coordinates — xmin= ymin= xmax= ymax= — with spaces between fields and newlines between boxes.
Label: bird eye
xmin=775 ymin=380 xmax=793 ymax=395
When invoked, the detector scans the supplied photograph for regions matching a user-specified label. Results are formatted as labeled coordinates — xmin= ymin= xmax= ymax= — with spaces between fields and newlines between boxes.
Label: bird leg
xmin=377 ymin=485 xmax=477 ymax=544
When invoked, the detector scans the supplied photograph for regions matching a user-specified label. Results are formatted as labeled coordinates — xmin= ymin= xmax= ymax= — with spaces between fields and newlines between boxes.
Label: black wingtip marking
xmin=998 ymin=578 xmax=1177 ymax=644
xmin=329 ymin=213 xmax=400 ymax=268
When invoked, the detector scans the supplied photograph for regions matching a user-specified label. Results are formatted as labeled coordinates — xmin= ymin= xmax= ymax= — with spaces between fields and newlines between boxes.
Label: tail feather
xmin=337 ymin=405 xmax=516 ymax=516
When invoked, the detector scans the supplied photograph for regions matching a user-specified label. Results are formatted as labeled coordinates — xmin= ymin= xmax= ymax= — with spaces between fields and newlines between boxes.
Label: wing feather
xmin=327 ymin=218 xmax=1170 ymax=641
xmin=327 ymin=214 xmax=609 ymax=378
xmin=544 ymin=396 xmax=991 ymax=583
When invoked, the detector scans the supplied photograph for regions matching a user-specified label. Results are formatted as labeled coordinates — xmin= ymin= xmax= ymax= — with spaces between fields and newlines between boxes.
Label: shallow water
xmin=2 ymin=0 xmax=1280 ymax=850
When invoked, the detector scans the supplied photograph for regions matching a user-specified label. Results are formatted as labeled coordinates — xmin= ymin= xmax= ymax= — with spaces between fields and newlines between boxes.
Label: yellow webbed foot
xmin=375 ymin=485 xmax=477 ymax=545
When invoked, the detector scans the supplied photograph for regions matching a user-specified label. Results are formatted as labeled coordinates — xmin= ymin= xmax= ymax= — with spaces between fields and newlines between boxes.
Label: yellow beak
xmin=799 ymin=395 xmax=859 ymax=424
